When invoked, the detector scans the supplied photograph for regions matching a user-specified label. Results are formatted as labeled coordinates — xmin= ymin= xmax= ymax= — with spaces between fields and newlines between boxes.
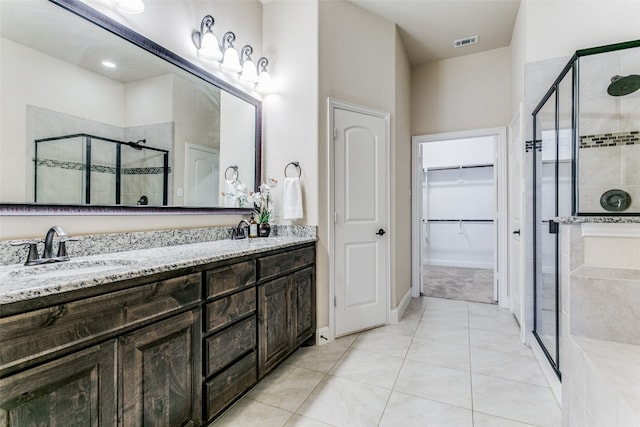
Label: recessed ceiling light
xmin=102 ymin=61 xmax=117 ymax=68
xmin=111 ymin=0 xmax=145 ymax=14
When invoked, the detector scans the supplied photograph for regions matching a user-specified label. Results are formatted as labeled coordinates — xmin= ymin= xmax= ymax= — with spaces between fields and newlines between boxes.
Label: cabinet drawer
xmin=205 ymin=316 xmax=256 ymax=377
xmin=0 ymin=273 xmax=201 ymax=375
xmin=205 ymin=260 xmax=255 ymax=299
xmin=257 ymin=246 xmax=314 ymax=281
xmin=205 ymin=288 xmax=255 ymax=333
xmin=205 ymin=351 xmax=257 ymax=421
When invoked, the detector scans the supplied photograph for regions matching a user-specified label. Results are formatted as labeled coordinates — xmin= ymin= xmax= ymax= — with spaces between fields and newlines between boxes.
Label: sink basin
xmin=8 ymin=259 xmax=139 ymax=280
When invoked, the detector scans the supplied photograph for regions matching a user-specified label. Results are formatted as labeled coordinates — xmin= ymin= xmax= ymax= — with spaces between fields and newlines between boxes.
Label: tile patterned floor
xmin=210 ymin=297 xmax=561 ymax=427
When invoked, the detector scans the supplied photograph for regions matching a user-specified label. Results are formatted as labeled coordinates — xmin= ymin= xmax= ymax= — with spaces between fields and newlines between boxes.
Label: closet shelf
xmin=424 ymin=219 xmax=493 ymax=223
xmin=424 ymin=163 xmax=493 ymax=172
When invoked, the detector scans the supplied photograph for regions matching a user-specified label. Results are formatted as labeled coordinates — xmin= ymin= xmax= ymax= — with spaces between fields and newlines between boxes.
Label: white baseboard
xmin=389 ymin=288 xmax=413 ymax=324
xmin=315 ymin=327 xmax=333 ymax=346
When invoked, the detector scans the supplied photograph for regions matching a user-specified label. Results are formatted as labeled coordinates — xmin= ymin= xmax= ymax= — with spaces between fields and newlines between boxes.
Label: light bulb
xmin=221 ymin=47 xmax=242 ymax=73
xmin=198 ymin=32 xmax=222 ymax=61
xmin=240 ymin=60 xmax=259 ymax=84
xmin=257 ymin=70 xmax=272 ymax=93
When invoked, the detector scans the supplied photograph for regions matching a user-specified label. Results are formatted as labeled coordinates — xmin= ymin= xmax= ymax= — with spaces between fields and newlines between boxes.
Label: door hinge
xmin=334 ymin=212 xmax=337 ymax=224
xmin=334 ymin=296 xmax=337 ymax=307
xmin=333 ymin=128 xmax=337 ymax=140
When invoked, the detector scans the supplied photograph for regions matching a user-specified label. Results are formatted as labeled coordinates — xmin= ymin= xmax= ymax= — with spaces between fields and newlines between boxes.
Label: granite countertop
xmin=554 ymin=216 xmax=640 ymax=224
xmin=0 ymin=236 xmax=316 ymax=306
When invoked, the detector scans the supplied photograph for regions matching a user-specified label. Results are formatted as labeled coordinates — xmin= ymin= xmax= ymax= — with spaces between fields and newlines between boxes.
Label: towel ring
xmin=225 ymin=165 xmax=238 ymax=181
xmin=284 ymin=161 xmax=301 ymax=178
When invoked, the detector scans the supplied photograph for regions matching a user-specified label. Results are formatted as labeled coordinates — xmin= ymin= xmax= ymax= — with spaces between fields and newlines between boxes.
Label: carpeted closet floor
xmin=422 ymin=265 xmax=495 ymax=304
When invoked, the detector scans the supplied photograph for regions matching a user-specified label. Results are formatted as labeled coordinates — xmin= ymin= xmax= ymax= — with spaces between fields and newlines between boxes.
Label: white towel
xmin=283 ymin=177 xmax=303 ymax=220
xmin=223 ymin=180 xmax=236 ymax=207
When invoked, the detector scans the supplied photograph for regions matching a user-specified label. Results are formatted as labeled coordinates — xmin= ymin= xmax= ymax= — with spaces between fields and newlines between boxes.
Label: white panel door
xmin=334 ymin=106 xmax=388 ymax=337
xmin=185 ymin=143 xmax=218 ymax=206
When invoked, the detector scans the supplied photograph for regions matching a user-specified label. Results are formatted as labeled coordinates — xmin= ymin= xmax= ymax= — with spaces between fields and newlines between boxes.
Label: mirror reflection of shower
xmin=34 ymin=133 xmax=169 ymax=206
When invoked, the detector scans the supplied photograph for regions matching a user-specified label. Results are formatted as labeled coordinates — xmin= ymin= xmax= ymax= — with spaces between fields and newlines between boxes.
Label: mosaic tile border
xmin=579 ymin=131 xmax=639 ymax=148
xmin=36 ymin=159 xmax=170 ymax=174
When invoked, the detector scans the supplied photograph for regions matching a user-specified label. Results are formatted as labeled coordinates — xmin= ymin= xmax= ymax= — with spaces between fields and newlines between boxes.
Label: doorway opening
xmin=412 ymin=129 xmax=507 ymax=306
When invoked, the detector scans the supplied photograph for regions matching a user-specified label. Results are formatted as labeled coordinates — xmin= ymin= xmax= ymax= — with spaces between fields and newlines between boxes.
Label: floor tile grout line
xmin=466 ymin=301 xmax=479 ymax=427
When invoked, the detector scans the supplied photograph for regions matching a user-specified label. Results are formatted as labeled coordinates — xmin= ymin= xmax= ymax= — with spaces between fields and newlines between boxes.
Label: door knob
xmin=512 ymin=229 xmax=520 ymax=235
xmin=376 ymin=229 xmax=386 ymax=236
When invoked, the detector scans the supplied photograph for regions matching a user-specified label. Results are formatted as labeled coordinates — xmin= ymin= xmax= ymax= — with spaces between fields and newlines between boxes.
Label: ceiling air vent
xmin=453 ymin=35 xmax=479 ymax=48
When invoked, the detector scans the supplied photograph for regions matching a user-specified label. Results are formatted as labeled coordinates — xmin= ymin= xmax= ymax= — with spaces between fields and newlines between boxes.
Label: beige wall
xmin=411 ymin=46 xmax=512 ymax=136
xmin=317 ymin=0 xmax=410 ymax=328
xmin=262 ymin=0 xmax=319 ymax=227
xmin=394 ymin=29 xmax=412 ymax=306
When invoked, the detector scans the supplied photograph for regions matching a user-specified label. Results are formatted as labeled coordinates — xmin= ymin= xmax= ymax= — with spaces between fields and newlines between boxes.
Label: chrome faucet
xmin=43 ymin=226 xmax=68 ymax=259
xmin=11 ymin=226 xmax=77 ymax=266
xmin=231 ymin=220 xmax=250 ymax=240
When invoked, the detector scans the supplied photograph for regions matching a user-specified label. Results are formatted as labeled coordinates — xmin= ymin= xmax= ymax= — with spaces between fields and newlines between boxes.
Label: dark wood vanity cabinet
xmin=257 ymin=246 xmax=316 ymax=378
xmin=119 ymin=309 xmax=201 ymax=426
xmin=0 ymin=341 xmax=117 ymax=426
xmin=203 ymin=260 xmax=258 ymax=423
xmin=0 ymin=272 xmax=202 ymax=427
xmin=0 ymin=242 xmax=315 ymax=426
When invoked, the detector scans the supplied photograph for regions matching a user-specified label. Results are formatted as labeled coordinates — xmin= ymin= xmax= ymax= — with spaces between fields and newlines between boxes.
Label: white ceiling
xmin=346 ymin=0 xmax=521 ymax=65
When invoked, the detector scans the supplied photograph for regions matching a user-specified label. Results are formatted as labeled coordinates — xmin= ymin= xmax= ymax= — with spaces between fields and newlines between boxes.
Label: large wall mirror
xmin=0 ymin=0 xmax=261 ymax=214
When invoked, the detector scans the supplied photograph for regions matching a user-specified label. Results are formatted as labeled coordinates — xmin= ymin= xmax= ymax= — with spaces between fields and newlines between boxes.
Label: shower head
xmin=126 ymin=139 xmax=146 ymax=150
xmin=607 ymin=74 xmax=640 ymax=96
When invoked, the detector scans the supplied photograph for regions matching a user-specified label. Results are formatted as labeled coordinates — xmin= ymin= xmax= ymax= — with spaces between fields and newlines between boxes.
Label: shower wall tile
xmin=578 ymin=146 xmax=621 ymax=188
xmin=621 ymin=96 xmax=640 ymax=132
xmin=577 ymin=133 xmax=639 ymax=213
xmin=570 ymin=271 xmax=640 ymax=345
xmin=579 ymin=52 xmax=620 ymax=99
xmin=579 ymin=95 xmax=622 ymax=136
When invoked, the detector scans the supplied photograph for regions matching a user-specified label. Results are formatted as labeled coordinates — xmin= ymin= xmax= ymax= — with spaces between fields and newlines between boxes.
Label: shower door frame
xmin=410 ymin=127 xmax=508 ymax=307
xmin=531 ymin=61 xmax=574 ymax=379
xmin=530 ymin=39 xmax=640 ymax=379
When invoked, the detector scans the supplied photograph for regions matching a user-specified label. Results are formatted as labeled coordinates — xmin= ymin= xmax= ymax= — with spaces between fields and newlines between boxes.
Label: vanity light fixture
xmin=256 ymin=57 xmax=271 ymax=92
xmin=239 ymin=45 xmax=259 ymax=84
xmin=111 ymin=0 xmax=145 ymax=14
xmin=220 ymin=32 xmax=242 ymax=74
xmin=192 ymin=15 xmax=223 ymax=61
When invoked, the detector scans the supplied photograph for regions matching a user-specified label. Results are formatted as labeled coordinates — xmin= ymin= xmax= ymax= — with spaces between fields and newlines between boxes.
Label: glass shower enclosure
xmin=531 ymin=39 xmax=640 ymax=378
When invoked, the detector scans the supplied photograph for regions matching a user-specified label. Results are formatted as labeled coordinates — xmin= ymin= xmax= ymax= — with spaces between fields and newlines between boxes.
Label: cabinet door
xmin=119 ymin=309 xmax=201 ymax=427
xmin=257 ymin=276 xmax=291 ymax=378
xmin=292 ymin=267 xmax=315 ymax=348
xmin=0 ymin=341 xmax=117 ymax=426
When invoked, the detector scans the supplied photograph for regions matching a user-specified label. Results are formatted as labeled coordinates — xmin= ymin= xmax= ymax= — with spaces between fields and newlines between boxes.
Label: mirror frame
xmin=0 ymin=0 xmax=261 ymax=216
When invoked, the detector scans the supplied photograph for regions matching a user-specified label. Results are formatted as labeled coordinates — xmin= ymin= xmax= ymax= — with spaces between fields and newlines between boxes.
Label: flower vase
xmin=258 ymin=223 xmax=271 ymax=237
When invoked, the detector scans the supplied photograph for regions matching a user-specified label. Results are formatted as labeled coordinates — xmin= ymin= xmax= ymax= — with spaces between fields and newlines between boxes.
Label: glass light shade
xmin=198 ymin=32 xmax=222 ymax=61
xmin=112 ymin=0 xmax=144 ymax=13
xmin=256 ymin=70 xmax=272 ymax=93
xmin=221 ymin=47 xmax=242 ymax=73
xmin=240 ymin=60 xmax=259 ymax=84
